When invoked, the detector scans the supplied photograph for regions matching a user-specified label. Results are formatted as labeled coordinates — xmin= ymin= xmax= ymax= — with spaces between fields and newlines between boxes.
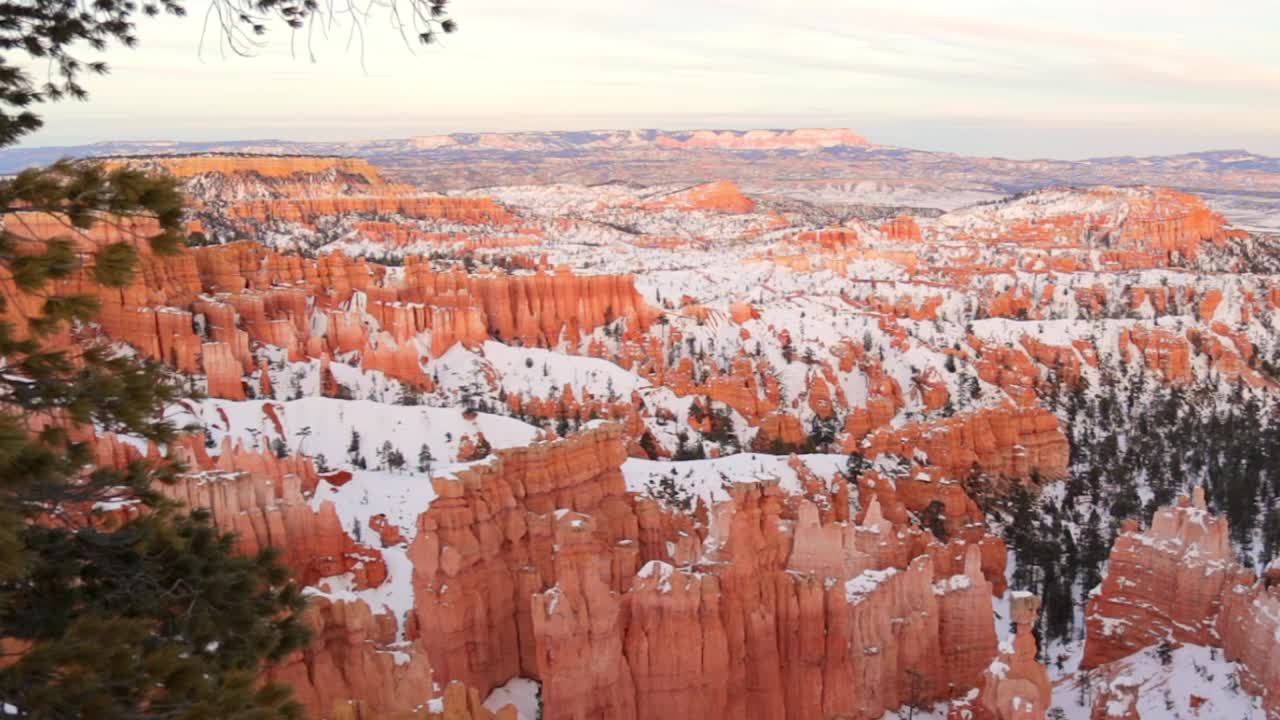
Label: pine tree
xmin=0 ymin=0 xmax=459 ymax=704
xmin=376 ymin=440 xmax=394 ymax=469
xmin=386 ymin=447 xmax=406 ymax=472
xmin=396 ymin=383 xmax=421 ymax=406
xmin=0 ymin=99 xmax=311 ymax=720
xmin=638 ymin=431 xmax=659 ymax=460
xmin=417 ymin=443 xmax=435 ymax=474
xmin=920 ymin=500 xmax=948 ymax=542
xmin=347 ymin=429 xmax=366 ymax=469
xmin=1079 ymin=508 xmax=1109 ymax=598
xmin=1156 ymin=639 xmax=1174 ymax=666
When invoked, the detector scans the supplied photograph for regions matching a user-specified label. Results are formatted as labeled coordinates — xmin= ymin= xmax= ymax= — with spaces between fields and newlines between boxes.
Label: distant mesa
xmin=407 ymin=127 xmax=872 ymax=153
xmin=652 ymin=127 xmax=871 ymax=150
xmin=104 ymin=153 xmax=386 ymax=185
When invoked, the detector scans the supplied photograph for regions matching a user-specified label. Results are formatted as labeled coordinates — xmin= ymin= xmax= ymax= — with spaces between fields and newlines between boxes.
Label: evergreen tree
xmin=347 ymin=429 xmax=366 ymax=469
xmin=385 ymin=447 xmax=406 ymax=472
xmin=417 ymin=443 xmax=435 ymax=474
xmin=0 ymin=0 xmax=462 ymax=709
xmin=1079 ymin=508 xmax=1109 ymax=598
xmin=845 ymin=452 xmax=869 ymax=478
xmin=638 ymin=431 xmax=659 ymax=460
xmin=376 ymin=440 xmax=393 ymax=469
xmin=396 ymin=383 xmax=421 ymax=406
xmin=0 ymin=76 xmax=314 ymax=720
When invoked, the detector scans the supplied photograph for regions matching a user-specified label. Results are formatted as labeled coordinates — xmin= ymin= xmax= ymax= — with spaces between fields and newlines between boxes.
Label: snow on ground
xmin=877 ymin=705 xmax=950 ymax=720
xmin=756 ymin=180 xmax=1000 ymax=212
xmin=1204 ymin=191 xmax=1280 ymax=232
xmin=306 ymin=545 xmax=419 ymax=643
xmin=483 ymin=678 xmax=541 ymax=720
xmin=622 ymin=452 xmax=849 ymax=507
xmin=1051 ymin=644 xmax=1266 ymax=719
xmin=311 ymin=469 xmax=437 ymax=543
xmin=175 ymin=396 xmax=542 ymax=469
xmin=175 ymin=397 xmax=545 ymax=646
xmin=481 ymin=340 xmax=649 ymax=398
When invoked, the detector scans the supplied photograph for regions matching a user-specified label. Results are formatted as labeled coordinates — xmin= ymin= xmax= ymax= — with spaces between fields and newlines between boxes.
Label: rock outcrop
xmin=656 ymin=180 xmax=755 ymax=213
xmin=121 ymin=154 xmax=388 ymax=184
xmin=0 ymin=230 xmax=658 ymax=401
xmin=1082 ymin=488 xmax=1280 ymax=719
xmin=400 ymin=425 xmax=1004 ymax=720
xmin=859 ymin=404 xmax=1068 ymax=481
xmin=971 ymin=593 xmax=1051 ymax=720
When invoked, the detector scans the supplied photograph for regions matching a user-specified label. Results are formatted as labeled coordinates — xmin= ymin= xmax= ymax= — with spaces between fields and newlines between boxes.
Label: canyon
xmin=8 ymin=143 xmax=1280 ymax=719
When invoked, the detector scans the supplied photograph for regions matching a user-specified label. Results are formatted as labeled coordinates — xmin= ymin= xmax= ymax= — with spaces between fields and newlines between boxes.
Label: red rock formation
xmin=227 ymin=196 xmax=516 ymax=225
xmin=880 ymin=215 xmax=923 ymax=243
xmin=531 ymin=513 xmax=638 ymax=720
xmin=79 ymin=433 xmax=412 ymax=720
xmin=1118 ymin=326 xmax=1192 ymax=383
xmin=158 ymin=443 xmax=385 ymax=588
xmin=386 ymin=425 xmax=1007 ymax=720
xmin=1082 ymin=488 xmax=1234 ymax=667
xmin=943 ymin=187 xmax=1242 ymax=263
xmin=407 ymin=426 xmax=638 ymax=697
xmin=1020 ymin=335 xmax=1083 ymax=386
xmin=653 ymin=180 xmax=755 ymax=213
xmin=751 ymin=412 xmax=807 ymax=451
xmin=1087 ymin=674 xmax=1140 ymax=720
xmin=972 ymin=593 xmax=1051 ymax=720
xmin=860 ymin=404 xmax=1068 ymax=481
xmin=618 ymin=486 xmax=999 ymax=720
xmin=202 ymin=341 xmax=247 ymax=399
xmin=965 ymin=338 xmax=1041 ymax=406
xmin=116 ymin=154 xmax=388 ymax=184
xmin=0 ymin=231 xmax=658 ymax=407
xmin=361 ymin=331 xmax=431 ymax=388
xmin=1083 ymin=489 xmax=1280 ymax=719
xmin=272 ymin=596 xmax=434 ymax=719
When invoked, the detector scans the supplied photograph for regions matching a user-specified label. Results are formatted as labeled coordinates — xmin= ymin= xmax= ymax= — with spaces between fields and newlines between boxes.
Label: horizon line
xmin=2 ymin=127 xmax=1271 ymax=165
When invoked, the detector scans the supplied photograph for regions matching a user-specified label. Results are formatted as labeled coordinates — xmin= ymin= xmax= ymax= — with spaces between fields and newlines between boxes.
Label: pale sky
xmin=20 ymin=0 xmax=1280 ymax=158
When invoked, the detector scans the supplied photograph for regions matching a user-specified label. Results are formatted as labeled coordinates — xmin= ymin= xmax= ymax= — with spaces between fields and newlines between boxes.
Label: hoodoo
xmin=10 ymin=138 xmax=1279 ymax=720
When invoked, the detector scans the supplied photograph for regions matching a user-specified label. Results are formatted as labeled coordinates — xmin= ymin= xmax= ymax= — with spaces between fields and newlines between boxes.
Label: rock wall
xmin=402 ymin=425 xmax=1003 ymax=720
xmin=0 ymin=235 xmax=656 ymax=399
xmin=117 ymin=155 xmax=388 ymax=184
xmin=859 ymin=404 xmax=1069 ymax=481
xmin=111 ymin=423 xmax=1003 ymax=720
xmin=1082 ymin=488 xmax=1280 ymax=719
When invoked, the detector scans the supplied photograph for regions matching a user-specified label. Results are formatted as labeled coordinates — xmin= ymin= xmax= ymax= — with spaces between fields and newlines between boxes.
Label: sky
xmin=19 ymin=0 xmax=1280 ymax=158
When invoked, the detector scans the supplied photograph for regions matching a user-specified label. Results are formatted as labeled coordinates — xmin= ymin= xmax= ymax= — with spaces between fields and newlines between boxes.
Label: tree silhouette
xmin=0 ymin=0 xmax=462 ymax=712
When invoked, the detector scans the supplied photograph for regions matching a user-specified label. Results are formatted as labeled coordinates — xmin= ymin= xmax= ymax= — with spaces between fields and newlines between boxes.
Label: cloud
xmin=13 ymin=0 xmax=1280 ymax=156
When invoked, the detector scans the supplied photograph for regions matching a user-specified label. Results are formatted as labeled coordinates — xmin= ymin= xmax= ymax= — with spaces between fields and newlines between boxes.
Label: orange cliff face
xmin=195 ymin=422 xmax=1007 ymax=720
xmin=652 ymin=180 xmax=756 ymax=213
xmin=423 ymin=426 xmax=1015 ymax=720
xmin=939 ymin=186 xmax=1241 ymax=263
xmin=110 ymin=153 xmax=523 ymax=235
xmin=1082 ymin=488 xmax=1280 ymax=719
xmin=115 ymin=154 xmax=388 ymax=185
xmin=225 ymin=196 xmax=517 ymax=225
xmin=858 ymin=404 xmax=1069 ymax=482
xmin=0 ymin=233 xmax=658 ymax=400
xmin=84 ymin=432 xmax=423 ymax=717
